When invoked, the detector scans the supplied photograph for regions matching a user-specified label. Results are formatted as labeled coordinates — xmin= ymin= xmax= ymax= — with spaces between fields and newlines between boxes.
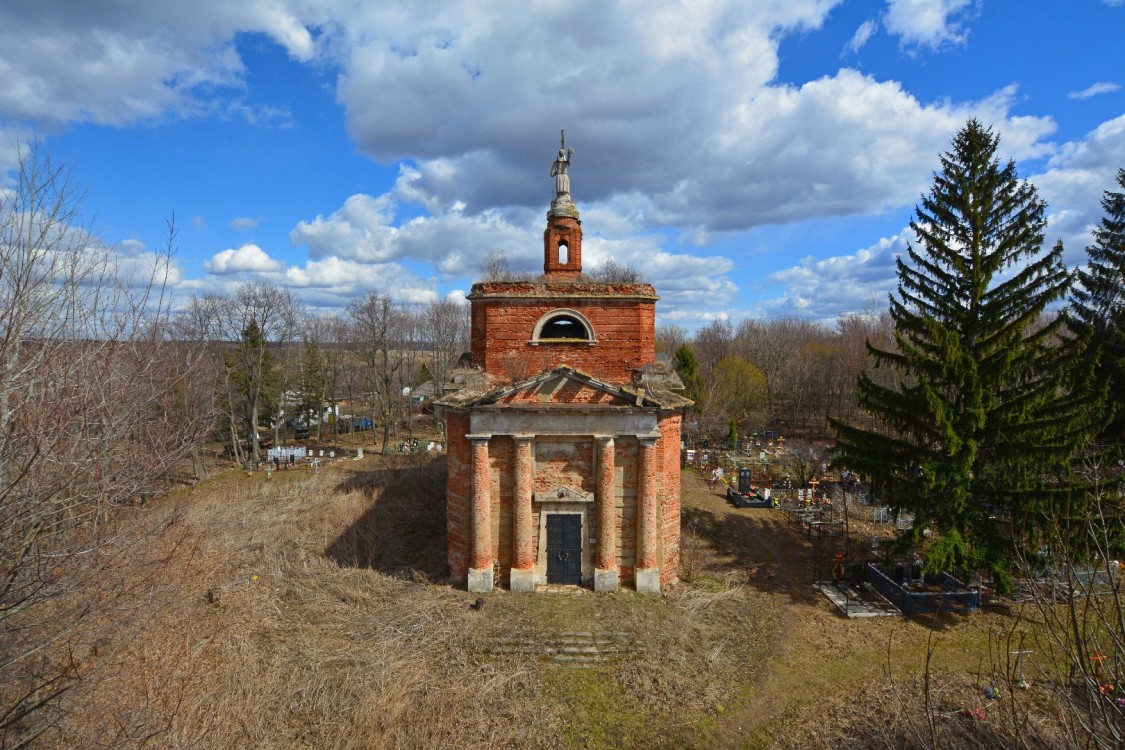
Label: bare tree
xmin=734 ymin=317 xmax=810 ymax=416
xmin=0 ymin=143 xmax=210 ymax=744
xmin=479 ymin=249 xmax=513 ymax=281
xmin=215 ymin=283 xmax=301 ymax=464
xmin=692 ymin=319 xmax=734 ymax=380
xmin=1008 ymin=450 xmax=1124 ymax=750
xmin=348 ymin=290 xmax=409 ymax=454
xmin=423 ymin=298 xmax=469 ymax=434
xmin=318 ymin=314 xmax=352 ymax=439
xmin=698 ymin=355 xmax=768 ymax=440
xmin=589 ymin=258 xmax=646 ymax=282
xmin=656 ymin=324 xmax=687 ymax=358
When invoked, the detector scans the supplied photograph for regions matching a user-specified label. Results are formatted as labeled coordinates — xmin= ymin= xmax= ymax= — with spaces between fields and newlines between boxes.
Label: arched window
xmin=558 ymin=241 xmax=569 ymax=265
xmin=531 ymin=309 xmax=596 ymax=344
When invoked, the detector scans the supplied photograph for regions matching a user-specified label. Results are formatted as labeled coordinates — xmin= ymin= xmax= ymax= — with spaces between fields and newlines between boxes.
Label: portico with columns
xmin=438 ymin=134 xmax=689 ymax=594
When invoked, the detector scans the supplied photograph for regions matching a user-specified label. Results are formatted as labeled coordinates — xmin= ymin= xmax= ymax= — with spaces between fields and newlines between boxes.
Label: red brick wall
xmin=469 ymin=282 xmax=657 ymax=384
xmin=445 ymin=419 xmax=682 ymax=588
xmin=543 ymin=215 xmax=582 ymax=276
xmin=615 ymin=437 xmax=638 ymax=583
xmin=533 ymin=440 xmax=595 ymax=496
xmin=658 ymin=413 xmax=683 ymax=584
xmin=488 ymin=436 xmax=514 ymax=587
xmin=445 ymin=411 xmax=470 ymax=583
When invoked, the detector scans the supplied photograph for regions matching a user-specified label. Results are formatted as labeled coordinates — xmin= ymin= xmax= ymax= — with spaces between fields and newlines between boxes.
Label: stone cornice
xmin=468 ymin=280 xmax=658 ymax=301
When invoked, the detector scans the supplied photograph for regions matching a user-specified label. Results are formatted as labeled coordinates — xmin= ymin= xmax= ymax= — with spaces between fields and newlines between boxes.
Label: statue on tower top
xmin=550 ymin=129 xmax=574 ymax=200
xmin=548 ymin=130 xmax=578 ymax=218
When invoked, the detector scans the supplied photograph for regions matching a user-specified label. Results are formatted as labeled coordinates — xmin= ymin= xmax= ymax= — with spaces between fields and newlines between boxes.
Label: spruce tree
xmin=1071 ymin=168 xmax=1125 ymax=452
xmin=831 ymin=121 xmax=1090 ymax=590
xmin=673 ymin=344 xmax=703 ymax=405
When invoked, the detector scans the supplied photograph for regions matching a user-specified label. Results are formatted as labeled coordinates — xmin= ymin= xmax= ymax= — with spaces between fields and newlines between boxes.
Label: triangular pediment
xmin=439 ymin=365 xmax=692 ymax=410
xmin=496 ymin=370 xmax=633 ymax=406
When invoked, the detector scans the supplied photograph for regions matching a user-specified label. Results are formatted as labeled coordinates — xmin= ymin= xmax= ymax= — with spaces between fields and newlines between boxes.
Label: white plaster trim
xmin=510 ymin=567 xmax=536 ymax=593
xmin=635 ymin=567 xmax=661 ymax=595
xmin=533 ymin=486 xmax=594 ymax=504
xmin=594 ymin=568 xmax=620 ymax=593
xmin=468 ymin=567 xmax=494 ymax=593
xmin=529 ymin=308 xmax=597 ymax=344
xmin=470 ymin=410 xmax=657 ymax=436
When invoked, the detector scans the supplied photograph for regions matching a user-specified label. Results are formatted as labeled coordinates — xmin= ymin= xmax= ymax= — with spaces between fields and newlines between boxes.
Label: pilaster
xmin=594 ymin=435 xmax=619 ymax=592
xmin=635 ymin=434 xmax=660 ymax=594
xmin=467 ymin=434 xmax=494 ymax=593
xmin=510 ymin=435 xmax=536 ymax=592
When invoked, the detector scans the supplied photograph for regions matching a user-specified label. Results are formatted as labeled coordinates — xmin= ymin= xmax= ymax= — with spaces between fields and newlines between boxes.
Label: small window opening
xmin=558 ymin=241 xmax=569 ymax=265
xmin=540 ymin=315 xmax=587 ymax=340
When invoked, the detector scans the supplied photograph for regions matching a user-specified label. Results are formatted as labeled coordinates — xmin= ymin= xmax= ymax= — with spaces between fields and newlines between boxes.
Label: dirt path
xmin=680 ymin=471 xmax=853 ymax=747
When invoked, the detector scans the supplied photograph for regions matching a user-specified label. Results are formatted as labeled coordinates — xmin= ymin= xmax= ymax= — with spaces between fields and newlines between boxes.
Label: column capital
xmin=594 ymin=434 xmax=615 ymax=445
xmin=512 ymin=434 xmax=536 ymax=445
xmin=636 ymin=433 xmax=660 ymax=446
xmin=466 ymin=433 xmax=493 ymax=444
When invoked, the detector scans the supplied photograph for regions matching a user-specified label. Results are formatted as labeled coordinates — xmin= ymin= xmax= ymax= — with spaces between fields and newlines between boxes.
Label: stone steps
xmin=483 ymin=631 xmax=641 ymax=665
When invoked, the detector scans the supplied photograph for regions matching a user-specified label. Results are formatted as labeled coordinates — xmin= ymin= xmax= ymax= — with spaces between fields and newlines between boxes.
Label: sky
xmin=1 ymin=0 xmax=1123 ymax=330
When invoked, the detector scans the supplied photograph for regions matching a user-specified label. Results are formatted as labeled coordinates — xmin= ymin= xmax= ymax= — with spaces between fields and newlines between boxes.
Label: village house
xmin=437 ymin=136 xmax=690 ymax=594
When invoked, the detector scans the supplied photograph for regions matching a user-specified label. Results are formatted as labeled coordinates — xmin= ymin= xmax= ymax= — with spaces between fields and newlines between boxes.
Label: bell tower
xmin=544 ymin=130 xmax=582 ymax=278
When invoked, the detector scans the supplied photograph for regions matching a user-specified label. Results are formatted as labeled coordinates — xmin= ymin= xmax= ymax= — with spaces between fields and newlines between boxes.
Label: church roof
xmin=435 ymin=364 xmax=691 ymax=410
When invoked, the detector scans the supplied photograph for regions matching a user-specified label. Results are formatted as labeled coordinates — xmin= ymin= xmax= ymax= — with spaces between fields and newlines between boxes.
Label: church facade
xmin=438 ymin=138 xmax=689 ymax=594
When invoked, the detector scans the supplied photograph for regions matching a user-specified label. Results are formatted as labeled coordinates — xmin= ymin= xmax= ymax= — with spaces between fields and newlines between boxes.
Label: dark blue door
xmin=546 ymin=514 xmax=582 ymax=584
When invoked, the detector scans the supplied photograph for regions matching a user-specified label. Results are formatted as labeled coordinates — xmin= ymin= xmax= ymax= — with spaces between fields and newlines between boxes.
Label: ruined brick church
xmin=438 ymin=136 xmax=689 ymax=594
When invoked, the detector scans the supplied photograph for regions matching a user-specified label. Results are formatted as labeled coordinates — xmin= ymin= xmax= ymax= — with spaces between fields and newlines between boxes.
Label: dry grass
xmin=11 ymin=455 xmax=1112 ymax=749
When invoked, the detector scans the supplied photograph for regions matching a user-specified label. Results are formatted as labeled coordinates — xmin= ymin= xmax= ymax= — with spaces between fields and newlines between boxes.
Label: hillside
xmin=18 ymin=451 xmax=1098 ymax=749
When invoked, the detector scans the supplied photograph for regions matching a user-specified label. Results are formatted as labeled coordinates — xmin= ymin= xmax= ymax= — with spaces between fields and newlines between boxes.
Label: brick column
xmin=594 ymin=436 xmax=619 ymax=592
xmin=467 ymin=435 xmax=493 ymax=593
xmin=510 ymin=436 xmax=536 ymax=592
xmin=635 ymin=435 xmax=660 ymax=594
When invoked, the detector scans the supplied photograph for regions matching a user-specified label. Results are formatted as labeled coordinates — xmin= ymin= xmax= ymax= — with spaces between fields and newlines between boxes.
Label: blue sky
xmin=2 ymin=0 xmax=1123 ymax=329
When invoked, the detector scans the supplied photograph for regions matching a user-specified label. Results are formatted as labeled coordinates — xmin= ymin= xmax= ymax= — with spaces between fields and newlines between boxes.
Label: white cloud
xmin=230 ymin=216 xmax=265 ymax=230
xmin=0 ymin=0 xmax=326 ymax=126
xmin=291 ymin=189 xmax=540 ymax=277
xmin=845 ymin=20 xmax=878 ymax=54
xmin=582 ymin=234 xmax=739 ymax=313
xmin=763 ymin=234 xmax=905 ymax=323
xmin=205 ymin=243 xmax=282 ymax=274
xmin=1068 ymin=82 xmax=1120 ymax=100
xmin=283 ymin=257 xmax=440 ymax=305
xmin=197 ymin=239 xmax=444 ymax=307
xmin=884 ymin=0 xmax=975 ymax=50
xmin=343 ymin=68 xmax=1052 ymax=236
xmin=2 ymin=0 xmax=1095 ymax=324
xmin=1 ymin=0 xmax=1057 ymax=239
xmin=759 ymin=115 xmax=1125 ymax=323
xmin=1033 ymin=115 xmax=1125 ymax=266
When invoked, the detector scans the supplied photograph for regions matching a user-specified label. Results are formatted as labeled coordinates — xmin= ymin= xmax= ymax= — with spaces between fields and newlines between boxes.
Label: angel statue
xmin=551 ymin=142 xmax=574 ymax=198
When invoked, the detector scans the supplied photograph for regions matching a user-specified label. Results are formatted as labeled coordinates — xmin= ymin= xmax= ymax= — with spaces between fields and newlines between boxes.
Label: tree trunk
xmin=249 ymin=394 xmax=261 ymax=465
xmin=191 ymin=445 xmax=207 ymax=481
xmin=229 ymin=414 xmax=244 ymax=466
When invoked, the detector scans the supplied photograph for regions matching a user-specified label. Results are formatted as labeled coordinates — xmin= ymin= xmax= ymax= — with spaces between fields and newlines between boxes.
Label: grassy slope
xmin=31 ymin=452 xmax=1079 ymax=749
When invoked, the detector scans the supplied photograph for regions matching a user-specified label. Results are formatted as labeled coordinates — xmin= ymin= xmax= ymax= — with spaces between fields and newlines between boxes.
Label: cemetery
xmin=693 ymin=440 xmax=989 ymax=619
